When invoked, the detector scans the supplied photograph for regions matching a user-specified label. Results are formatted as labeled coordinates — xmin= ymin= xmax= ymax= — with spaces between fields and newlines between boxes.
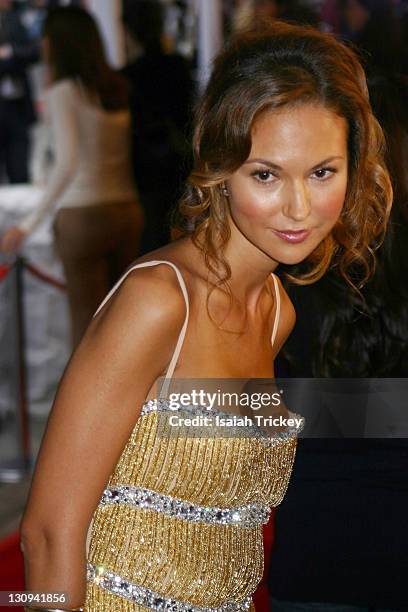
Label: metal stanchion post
xmin=0 ymin=256 xmax=31 ymax=483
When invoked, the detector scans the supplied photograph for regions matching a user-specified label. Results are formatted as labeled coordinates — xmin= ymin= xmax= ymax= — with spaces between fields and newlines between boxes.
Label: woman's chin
xmin=279 ymin=254 xmax=310 ymax=266
xmin=265 ymin=247 xmax=312 ymax=266
xmin=264 ymin=236 xmax=324 ymax=266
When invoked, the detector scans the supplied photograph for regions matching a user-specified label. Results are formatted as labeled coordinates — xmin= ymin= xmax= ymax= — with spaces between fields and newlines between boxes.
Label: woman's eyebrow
xmin=309 ymin=156 xmax=344 ymax=171
xmin=244 ymin=156 xmax=344 ymax=170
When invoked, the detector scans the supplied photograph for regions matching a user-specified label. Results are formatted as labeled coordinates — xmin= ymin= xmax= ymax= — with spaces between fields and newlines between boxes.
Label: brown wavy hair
xmin=43 ymin=6 xmax=128 ymax=111
xmin=174 ymin=21 xmax=392 ymax=300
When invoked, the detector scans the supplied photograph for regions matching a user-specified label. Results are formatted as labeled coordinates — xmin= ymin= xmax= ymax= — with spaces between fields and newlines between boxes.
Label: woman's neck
xmin=221 ymin=223 xmax=278 ymax=311
xmin=184 ymin=213 xmax=278 ymax=313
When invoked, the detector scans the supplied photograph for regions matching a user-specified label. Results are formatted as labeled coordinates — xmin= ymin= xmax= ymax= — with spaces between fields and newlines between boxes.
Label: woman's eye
xmin=253 ymin=170 xmax=275 ymax=183
xmin=312 ymin=167 xmax=336 ymax=181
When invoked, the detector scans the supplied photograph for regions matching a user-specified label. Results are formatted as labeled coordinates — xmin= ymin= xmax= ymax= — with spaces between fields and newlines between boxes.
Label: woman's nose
xmin=282 ymin=180 xmax=311 ymax=222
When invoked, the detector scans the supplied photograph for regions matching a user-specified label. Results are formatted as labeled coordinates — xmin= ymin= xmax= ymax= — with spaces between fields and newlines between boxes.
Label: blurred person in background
xmin=254 ymin=0 xmax=281 ymax=19
xmin=234 ymin=0 xmax=320 ymax=29
xmin=0 ymin=6 xmax=144 ymax=348
xmin=276 ymin=0 xmax=320 ymax=26
xmin=0 ymin=0 xmax=38 ymax=184
xmin=339 ymin=0 xmax=408 ymax=73
xmin=122 ymin=0 xmax=194 ymax=253
xmin=268 ymin=14 xmax=408 ymax=609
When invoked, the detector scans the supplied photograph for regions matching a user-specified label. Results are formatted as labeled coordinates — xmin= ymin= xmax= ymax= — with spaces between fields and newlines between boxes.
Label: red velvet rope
xmin=0 ymin=264 xmax=11 ymax=281
xmin=24 ymin=262 xmax=66 ymax=291
xmin=0 ymin=260 xmax=66 ymax=290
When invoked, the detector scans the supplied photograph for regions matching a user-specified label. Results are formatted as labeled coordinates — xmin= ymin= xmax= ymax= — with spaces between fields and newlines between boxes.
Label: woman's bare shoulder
xmin=119 ymin=237 xmax=203 ymax=292
xmin=89 ymin=260 xmax=188 ymax=342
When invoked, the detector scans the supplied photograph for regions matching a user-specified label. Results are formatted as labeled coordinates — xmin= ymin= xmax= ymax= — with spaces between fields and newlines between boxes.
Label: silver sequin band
xmin=87 ymin=563 xmax=252 ymax=612
xmin=99 ymin=485 xmax=270 ymax=528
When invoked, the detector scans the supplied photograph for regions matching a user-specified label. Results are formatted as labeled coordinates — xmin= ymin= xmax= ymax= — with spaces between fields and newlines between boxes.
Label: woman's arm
xmin=18 ymin=81 xmax=80 ymax=234
xmin=0 ymin=81 xmax=80 ymax=254
xmin=19 ymin=266 xmax=186 ymax=609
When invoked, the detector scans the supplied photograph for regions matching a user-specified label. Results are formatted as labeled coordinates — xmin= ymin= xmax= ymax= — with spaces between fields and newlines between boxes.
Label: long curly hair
xmin=173 ymin=21 xmax=392 ymax=312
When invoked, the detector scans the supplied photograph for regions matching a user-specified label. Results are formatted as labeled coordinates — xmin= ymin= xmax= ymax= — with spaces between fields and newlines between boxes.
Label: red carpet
xmin=0 ymin=516 xmax=274 ymax=612
xmin=0 ymin=529 xmax=24 ymax=611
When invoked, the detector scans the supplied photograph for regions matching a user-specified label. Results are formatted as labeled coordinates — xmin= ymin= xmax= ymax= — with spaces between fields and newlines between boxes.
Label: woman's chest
xmin=145 ymin=288 xmax=277 ymax=401
xmin=145 ymin=331 xmax=275 ymax=402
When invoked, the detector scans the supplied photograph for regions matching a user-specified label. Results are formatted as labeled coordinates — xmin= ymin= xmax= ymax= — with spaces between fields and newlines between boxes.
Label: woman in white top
xmin=1 ymin=6 xmax=144 ymax=347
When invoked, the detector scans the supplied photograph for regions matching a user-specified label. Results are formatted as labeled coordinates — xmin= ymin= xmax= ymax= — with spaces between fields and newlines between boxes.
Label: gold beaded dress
xmin=84 ymin=260 xmax=303 ymax=612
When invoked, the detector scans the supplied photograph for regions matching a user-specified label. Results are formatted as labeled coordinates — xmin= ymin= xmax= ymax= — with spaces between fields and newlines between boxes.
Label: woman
xmin=20 ymin=22 xmax=391 ymax=612
xmin=0 ymin=7 xmax=144 ymax=348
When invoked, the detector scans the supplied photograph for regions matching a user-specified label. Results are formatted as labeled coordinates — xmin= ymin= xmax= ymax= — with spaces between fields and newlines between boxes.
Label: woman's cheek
xmin=315 ymin=184 xmax=347 ymax=223
xmin=230 ymin=187 xmax=277 ymax=220
xmin=230 ymin=197 xmax=259 ymax=220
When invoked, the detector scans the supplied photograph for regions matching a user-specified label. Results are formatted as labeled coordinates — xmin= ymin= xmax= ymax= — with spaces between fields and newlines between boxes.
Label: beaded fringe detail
xmin=87 ymin=562 xmax=252 ymax=612
xmin=84 ymin=399 xmax=302 ymax=610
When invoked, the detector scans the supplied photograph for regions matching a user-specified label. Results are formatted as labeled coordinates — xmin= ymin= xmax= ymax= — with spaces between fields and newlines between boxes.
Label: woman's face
xmin=226 ymin=103 xmax=349 ymax=266
xmin=344 ymin=0 xmax=370 ymax=33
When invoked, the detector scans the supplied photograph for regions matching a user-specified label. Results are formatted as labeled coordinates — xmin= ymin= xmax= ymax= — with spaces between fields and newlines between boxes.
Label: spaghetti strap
xmin=93 ymin=260 xmax=190 ymax=398
xmin=270 ymin=273 xmax=281 ymax=348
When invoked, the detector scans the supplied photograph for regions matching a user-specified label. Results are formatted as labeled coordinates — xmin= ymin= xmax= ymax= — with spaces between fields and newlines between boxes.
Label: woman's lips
xmin=271 ymin=229 xmax=311 ymax=244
